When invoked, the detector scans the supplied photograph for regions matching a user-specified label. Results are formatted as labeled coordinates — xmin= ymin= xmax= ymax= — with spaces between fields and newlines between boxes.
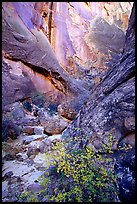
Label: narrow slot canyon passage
xmin=2 ymin=2 xmax=135 ymax=202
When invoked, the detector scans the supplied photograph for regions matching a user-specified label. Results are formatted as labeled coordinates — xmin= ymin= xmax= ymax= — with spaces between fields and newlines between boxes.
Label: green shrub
xmin=20 ymin=135 xmax=119 ymax=202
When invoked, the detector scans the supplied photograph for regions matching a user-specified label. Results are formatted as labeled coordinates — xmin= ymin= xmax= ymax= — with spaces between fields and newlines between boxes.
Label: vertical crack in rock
xmin=48 ymin=2 xmax=53 ymax=43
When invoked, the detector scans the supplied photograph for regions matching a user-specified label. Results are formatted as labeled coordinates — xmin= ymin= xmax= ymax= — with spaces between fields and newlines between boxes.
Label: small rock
xmin=3 ymin=153 xmax=15 ymax=161
xmin=39 ymin=144 xmax=45 ymax=153
xmin=21 ymin=115 xmax=39 ymax=126
xmin=2 ymin=198 xmax=10 ymax=202
xmin=27 ymin=183 xmax=44 ymax=192
xmin=16 ymin=152 xmax=28 ymax=161
xmin=86 ymin=143 xmax=97 ymax=152
xmin=2 ymin=150 xmax=6 ymax=159
xmin=43 ymin=138 xmax=51 ymax=146
xmin=28 ymin=140 xmax=44 ymax=150
xmin=22 ymin=126 xmax=34 ymax=135
xmin=29 ymin=155 xmax=36 ymax=159
xmin=42 ymin=197 xmax=49 ymax=202
xmin=43 ymin=134 xmax=62 ymax=145
xmin=27 ymin=146 xmax=39 ymax=157
xmin=36 ymin=166 xmax=46 ymax=171
xmin=33 ymin=152 xmax=48 ymax=167
xmin=9 ymin=176 xmax=22 ymax=184
xmin=23 ymin=134 xmax=47 ymax=144
xmin=10 ymin=195 xmax=18 ymax=202
xmin=93 ymin=140 xmax=101 ymax=149
xmin=3 ymin=171 xmax=13 ymax=179
xmin=34 ymin=126 xmax=44 ymax=135
xmin=2 ymin=190 xmax=8 ymax=198
xmin=25 ymin=158 xmax=34 ymax=166
xmin=124 ymin=117 xmax=135 ymax=131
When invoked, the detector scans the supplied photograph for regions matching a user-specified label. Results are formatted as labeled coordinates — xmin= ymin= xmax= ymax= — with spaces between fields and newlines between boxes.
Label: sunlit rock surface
xmin=2 ymin=2 xmax=133 ymax=122
xmin=2 ymin=2 xmax=93 ymax=120
xmin=50 ymin=2 xmax=133 ymax=80
xmin=2 ymin=2 xmax=135 ymax=202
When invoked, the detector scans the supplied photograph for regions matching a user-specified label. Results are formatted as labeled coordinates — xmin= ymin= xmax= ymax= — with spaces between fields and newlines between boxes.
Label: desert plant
xmin=20 ymin=135 xmax=119 ymax=202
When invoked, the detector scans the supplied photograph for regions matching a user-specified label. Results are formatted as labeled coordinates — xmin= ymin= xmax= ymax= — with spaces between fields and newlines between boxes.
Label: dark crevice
xmin=44 ymin=130 xmax=52 ymax=136
xmin=4 ymin=56 xmax=67 ymax=94
xmin=120 ymin=50 xmax=134 ymax=63
xmin=118 ymin=130 xmax=135 ymax=146
xmin=68 ymin=2 xmax=75 ymax=9
xmin=18 ymin=97 xmax=32 ymax=103
xmin=48 ymin=2 xmax=53 ymax=43
xmin=103 ymin=69 xmax=135 ymax=95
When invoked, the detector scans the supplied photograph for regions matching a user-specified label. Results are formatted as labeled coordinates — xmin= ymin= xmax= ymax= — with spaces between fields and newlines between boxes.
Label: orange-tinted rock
xmin=63 ymin=4 xmax=135 ymax=151
xmin=39 ymin=110 xmax=70 ymax=135
xmin=50 ymin=2 xmax=133 ymax=77
xmin=2 ymin=2 xmax=134 ymax=127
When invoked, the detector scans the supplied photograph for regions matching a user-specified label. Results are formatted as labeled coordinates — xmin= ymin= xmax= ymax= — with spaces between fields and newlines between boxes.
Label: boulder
xmin=2 ymin=142 xmax=22 ymax=160
xmin=27 ymin=146 xmax=40 ymax=158
xmin=2 ymin=117 xmax=21 ymax=141
xmin=23 ymin=134 xmax=48 ymax=145
xmin=124 ymin=117 xmax=135 ymax=132
xmin=2 ymin=60 xmax=37 ymax=108
xmin=16 ymin=153 xmax=28 ymax=161
xmin=34 ymin=126 xmax=44 ymax=135
xmin=27 ymin=183 xmax=44 ymax=193
xmin=43 ymin=134 xmax=62 ymax=145
xmin=39 ymin=110 xmax=70 ymax=134
xmin=22 ymin=126 xmax=34 ymax=135
xmin=21 ymin=115 xmax=39 ymax=126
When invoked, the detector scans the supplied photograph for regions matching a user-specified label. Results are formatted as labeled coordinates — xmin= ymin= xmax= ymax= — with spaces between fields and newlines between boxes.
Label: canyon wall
xmin=50 ymin=2 xmax=133 ymax=77
xmin=2 ymin=2 xmax=135 ymax=202
xmin=2 ymin=2 xmax=133 ymax=118
xmin=62 ymin=4 xmax=135 ymax=202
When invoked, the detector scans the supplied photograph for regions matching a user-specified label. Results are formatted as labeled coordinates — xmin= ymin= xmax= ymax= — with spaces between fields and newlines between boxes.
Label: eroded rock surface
xmin=2 ymin=2 xmax=135 ymax=202
xmin=62 ymin=4 xmax=135 ymax=202
xmin=62 ymin=3 xmax=135 ymax=151
xmin=2 ymin=132 xmax=63 ymax=202
xmin=2 ymin=2 xmax=133 ymax=122
xmin=50 ymin=2 xmax=133 ymax=77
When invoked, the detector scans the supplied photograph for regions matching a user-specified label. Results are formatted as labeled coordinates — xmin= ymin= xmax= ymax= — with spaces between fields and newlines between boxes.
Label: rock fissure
xmin=103 ymin=72 xmax=135 ymax=95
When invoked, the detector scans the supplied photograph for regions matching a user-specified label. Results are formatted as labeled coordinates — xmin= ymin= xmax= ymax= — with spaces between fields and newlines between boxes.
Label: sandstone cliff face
xmin=50 ymin=2 xmax=133 ymax=78
xmin=2 ymin=2 xmax=133 ymax=121
xmin=2 ymin=2 xmax=135 ymax=202
xmin=2 ymin=2 xmax=135 ymax=146
xmin=62 ymin=4 xmax=135 ymax=202
xmin=2 ymin=2 xmax=91 ymax=125
xmin=62 ymin=3 xmax=135 ymax=149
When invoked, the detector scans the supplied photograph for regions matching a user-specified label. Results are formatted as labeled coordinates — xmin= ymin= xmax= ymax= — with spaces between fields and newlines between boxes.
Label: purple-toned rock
xmin=27 ymin=183 xmax=44 ymax=192
xmin=34 ymin=126 xmax=44 ymax=135
xmin=22 ymin=126 xmax=34 ymax=135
